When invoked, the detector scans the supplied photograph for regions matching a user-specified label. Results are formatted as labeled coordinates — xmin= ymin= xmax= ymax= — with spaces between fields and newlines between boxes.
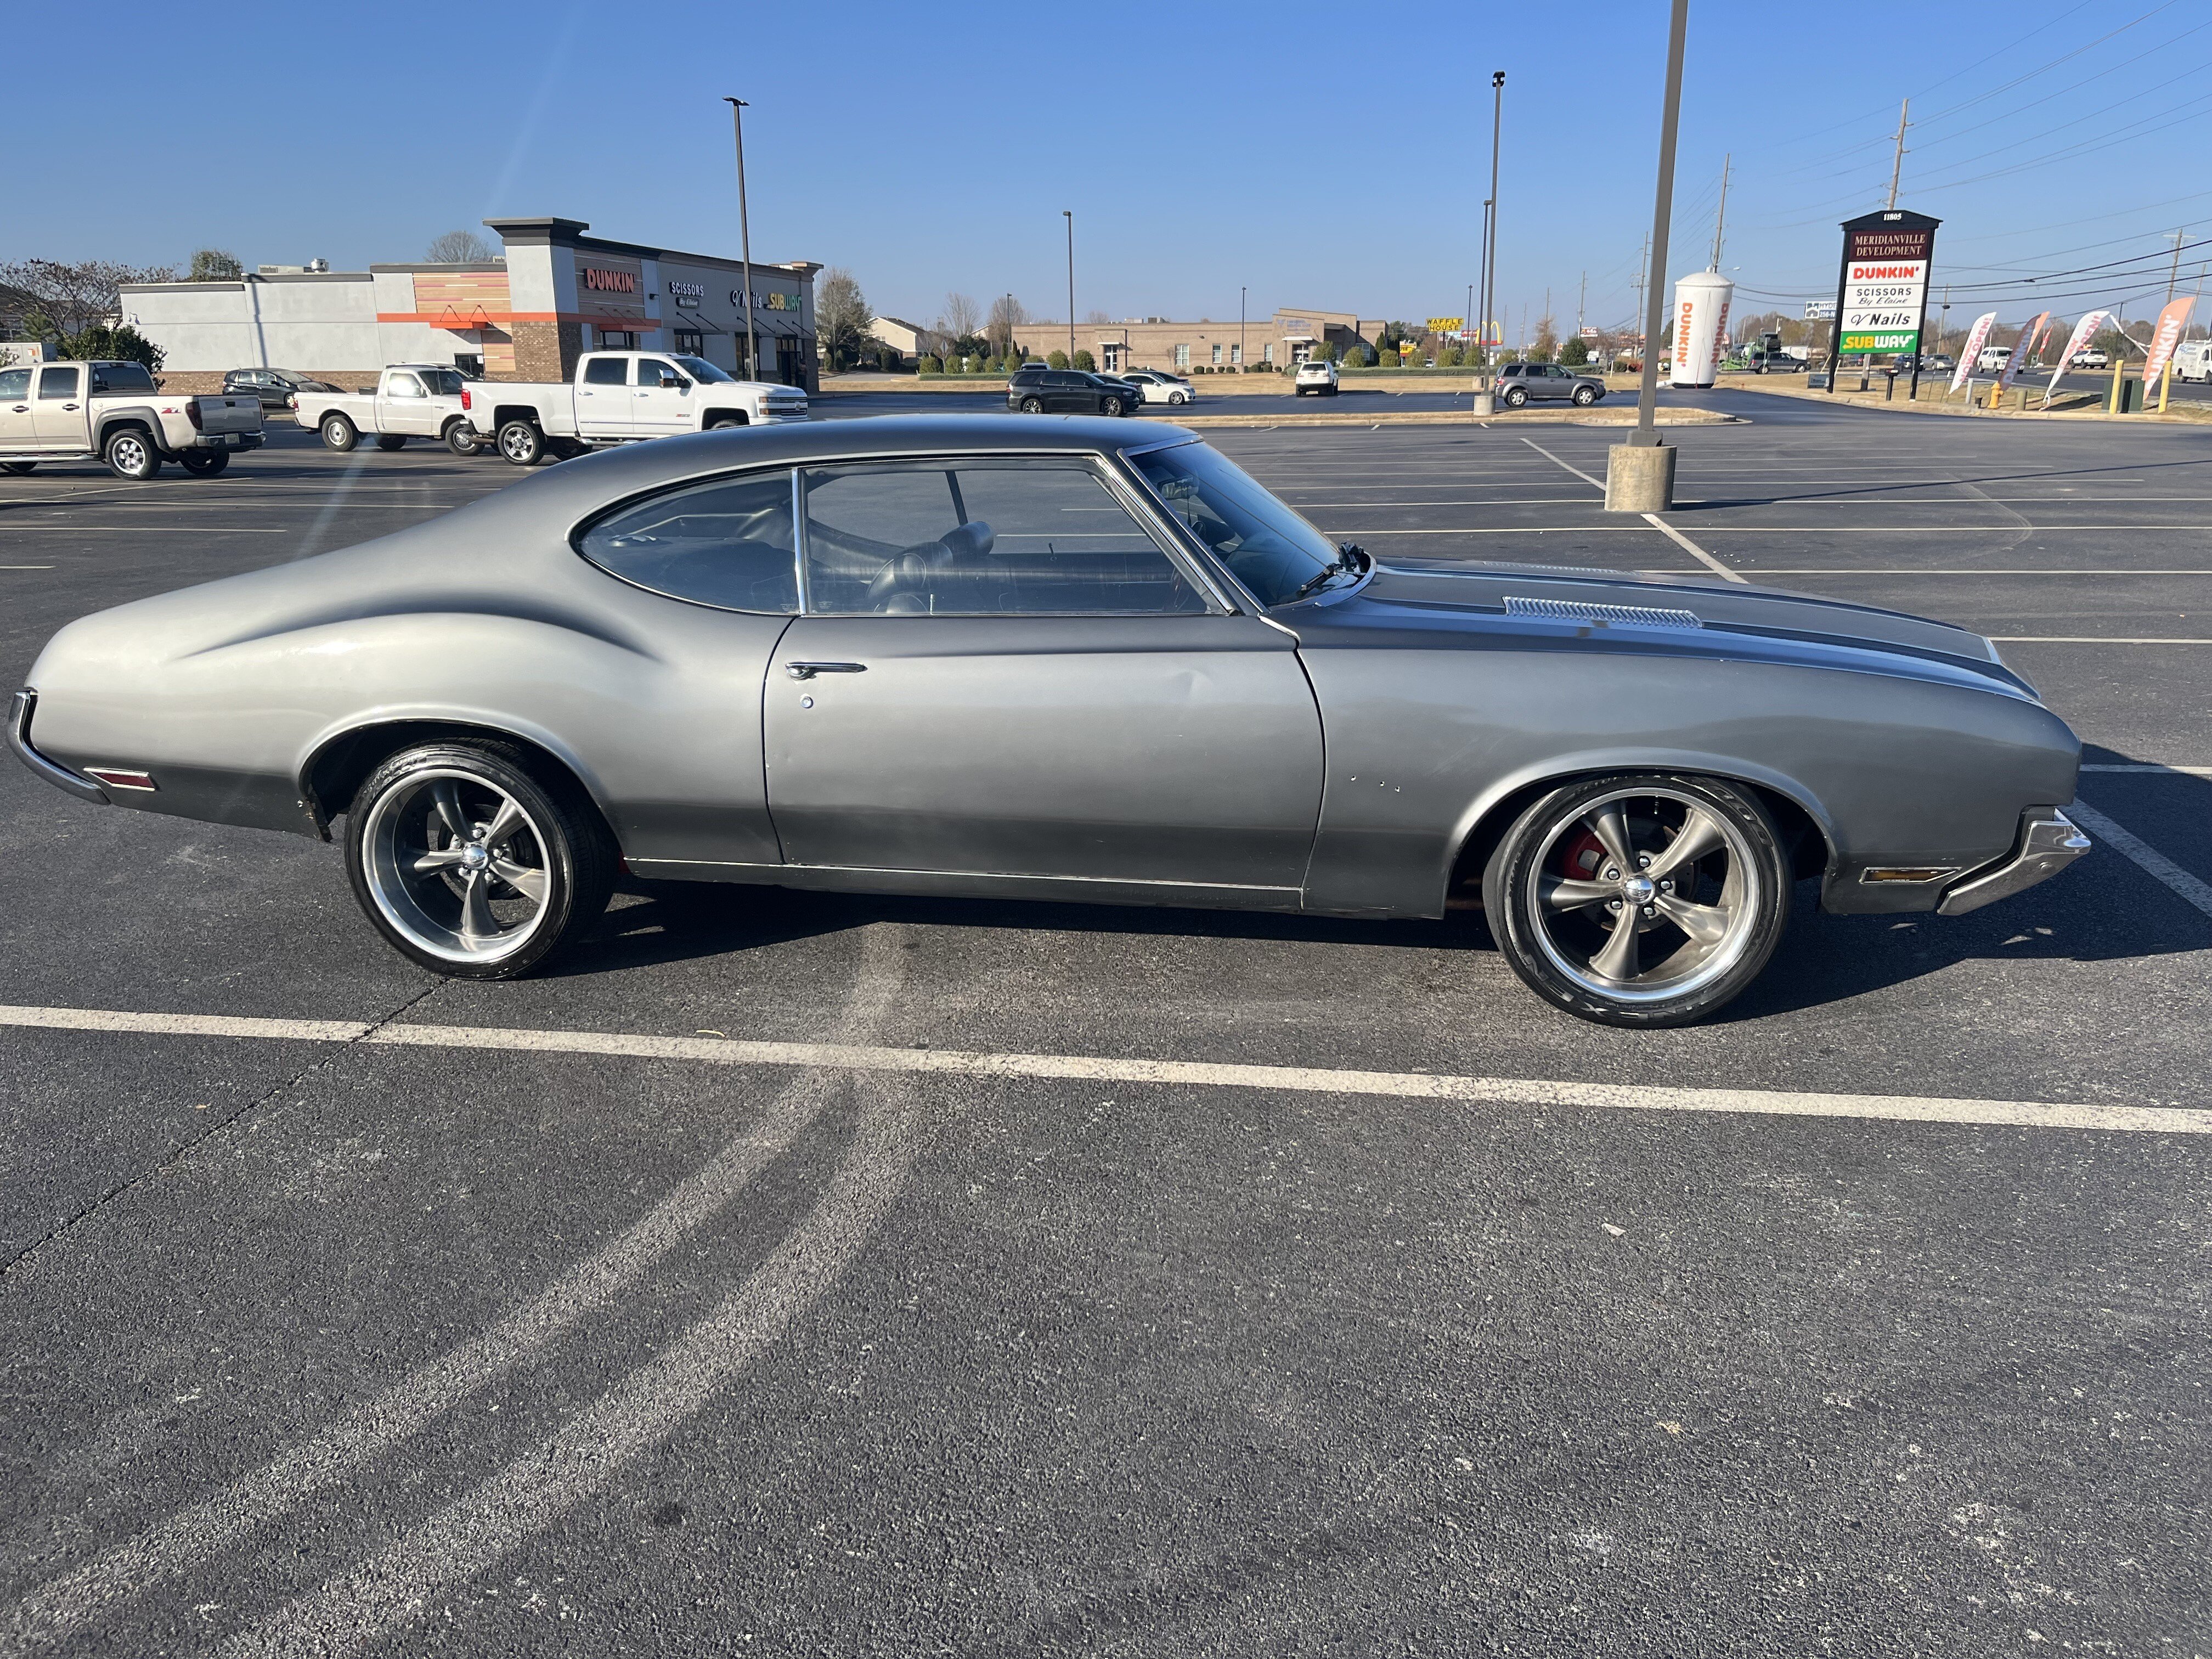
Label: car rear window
xmin=578 ymin=469 xmax=799 ymax=613
xmin=91 ymin=363 xmax=157 ymax=393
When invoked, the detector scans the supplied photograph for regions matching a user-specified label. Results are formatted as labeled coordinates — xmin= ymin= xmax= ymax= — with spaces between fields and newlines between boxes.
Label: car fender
xmin=92 ymin=404 xmax=172 ymax=451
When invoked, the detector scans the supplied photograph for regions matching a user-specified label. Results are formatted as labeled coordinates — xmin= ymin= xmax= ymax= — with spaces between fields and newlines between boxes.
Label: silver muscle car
xmin=9 ymin=416 xmax=2089 ymax=1026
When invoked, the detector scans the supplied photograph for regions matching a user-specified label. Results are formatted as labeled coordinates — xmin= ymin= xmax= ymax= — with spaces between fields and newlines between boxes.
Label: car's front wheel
xmin=1482 ymin=773 xmax=1790 ymax=1027
xmin=444 ymin=420 xmax=480 ymax=456
xmin=1099 ymin=395 xmax=1124 ymax=417
xmin=1170 ymin=391 xmax=1188 ymax=405
xmin=345 ymin=742 xmax=616 ymax=979
xmin=177 ymin=450 xmax=230 ymax=477
xmin=1572 ymin=385 xmax=1599 ymax=406
xmin=0 ymin=461 xmax=37 ymax=475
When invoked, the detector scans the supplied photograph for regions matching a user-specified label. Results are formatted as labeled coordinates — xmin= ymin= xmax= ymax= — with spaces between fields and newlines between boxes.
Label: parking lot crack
xmin=0 ymin=980 xmax=450 ymax=1283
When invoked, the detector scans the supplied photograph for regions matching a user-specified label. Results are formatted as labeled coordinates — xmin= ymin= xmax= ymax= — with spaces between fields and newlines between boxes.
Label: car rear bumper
xmin=187 ymin=431 xmax=263 ymax=452
xmin=8 ymin=690 xmax=108 ymax=804
xmin=1936 ymin=808 xmax=2092 ymax=916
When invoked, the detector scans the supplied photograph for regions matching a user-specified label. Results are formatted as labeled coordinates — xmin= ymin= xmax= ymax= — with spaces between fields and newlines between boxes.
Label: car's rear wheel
xmin=0 ymin=461 xmax=36 ymax=475
xmin=1482 ymin=773 xmax=1790 ymax=1027
xmin=103 ymin=427 xmax=161 ymax=480
xmin=345 ymin=742 xmax=615 ymax=979
xmin=443 ymin=420 xmax=479 ymax=456
xmin=320 ymin=414 xmax=358 ymax=452
xmin=177 ymin=450 xmax=230 ymax=477
xmin=375 ymin=432 xmax=406 ymax=452
xmin=1503 ymin=387 xmax=1528 ymax=408
xmin=497 ymin=420 xmax=547 ymax=465
xmin=1019 ymin=396 xmax=1045 ymax=414
xmin=1572 ymin=385 xmax=1599 ymax=406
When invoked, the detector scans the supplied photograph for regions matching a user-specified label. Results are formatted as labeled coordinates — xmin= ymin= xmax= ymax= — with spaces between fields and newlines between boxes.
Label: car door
xmin=0 ymin=368 xmax=35 ymax=452
xmin=763 ymin=455 xmax=1324 ymax=894
xmin=575 ymin=354 xmax=631 ymax=437
xmin=32 ymin=365 xmax=86 ymax=447
xmin=1045 ymin=370 xmax=1087 ymax=413
xmin=630 ymin=357 xmax=692 ymax=436
xmin=380 ymin=371 xmax=438 ymax=434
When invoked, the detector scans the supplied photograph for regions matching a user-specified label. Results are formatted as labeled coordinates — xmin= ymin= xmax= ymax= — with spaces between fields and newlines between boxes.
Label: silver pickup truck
xmin=461 ymin=349 xmax=808 ymax=465
xmin=294 ymin=365 xmax=482 ymax=456
xmin=0 ymin=360 xmax=263 ymax=479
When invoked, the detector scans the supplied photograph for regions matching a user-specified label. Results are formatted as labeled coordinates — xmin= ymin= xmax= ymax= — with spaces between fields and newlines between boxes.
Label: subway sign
xmin=1825 ymin=210 xmax=1939 ymax=370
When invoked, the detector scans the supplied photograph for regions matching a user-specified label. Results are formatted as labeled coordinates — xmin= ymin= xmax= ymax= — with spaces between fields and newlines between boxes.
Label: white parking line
xmin=1642 ymin=514 xmax=1747 ymax=583
xmin=0 ymin=524 xmax=289 ymax=534
xmin=1751 ymin=570 xmax=2212 ymax=575
xmin=2081 ymin=763 xmax=2212 ymax=775
xmin=2068 ymin=803 xmax=2212 ymax=920
xmin=1516 ymin=436 xmax=1606 ymax=488
xmin=1993 ymin=636 xmax=2212 ymax=644
xmin=0 ymin=1003 xmax=2204 ymax=1133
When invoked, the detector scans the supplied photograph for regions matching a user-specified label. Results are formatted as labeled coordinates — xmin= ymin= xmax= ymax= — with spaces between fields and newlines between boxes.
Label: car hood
xmin=1289 ymin=558 xmax=2039 ymax=698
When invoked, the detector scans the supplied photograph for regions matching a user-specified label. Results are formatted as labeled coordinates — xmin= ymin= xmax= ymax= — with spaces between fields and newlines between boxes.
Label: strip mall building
xmin=120 ymin=217 xmax=820 ymax=392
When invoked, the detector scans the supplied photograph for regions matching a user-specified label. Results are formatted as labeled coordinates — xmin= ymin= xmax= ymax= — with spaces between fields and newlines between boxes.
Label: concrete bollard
xmin=1605 ymin=442 xmax=1677 ymax=512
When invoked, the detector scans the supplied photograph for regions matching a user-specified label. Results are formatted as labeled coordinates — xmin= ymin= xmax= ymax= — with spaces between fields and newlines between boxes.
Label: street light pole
xmin=1063 ymin=211 xmax=1075 ymax=363
xmin=1483 ymin=71 xmax=1504 ymax=386
xmin=1606 ymin=0 xmax=1689 ymax=510
xmin=1240 ymin=286 xmax=1246 ymax=371
xmin=723 ymin=97 xmax=758 ymax=382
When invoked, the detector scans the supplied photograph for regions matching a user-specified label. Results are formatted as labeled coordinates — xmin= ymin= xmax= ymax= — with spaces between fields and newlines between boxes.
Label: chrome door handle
xmin=785 ymin=661 xmax=866 ymax=679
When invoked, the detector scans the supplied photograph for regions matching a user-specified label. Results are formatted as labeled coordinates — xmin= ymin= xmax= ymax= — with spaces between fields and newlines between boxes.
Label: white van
xmin=1976 ymin=346 xmax=2011 ymax=374
xmin=2172 ymin=340 xmax=2212 ymax=383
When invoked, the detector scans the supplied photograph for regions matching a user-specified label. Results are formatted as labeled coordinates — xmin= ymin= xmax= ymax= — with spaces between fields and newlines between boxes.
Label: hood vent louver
xmin=1505 ymin=595 xmax=1703 ymax=630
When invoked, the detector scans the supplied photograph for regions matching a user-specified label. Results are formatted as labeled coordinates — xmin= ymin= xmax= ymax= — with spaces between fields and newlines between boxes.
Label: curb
xmin=1159 ymin=409 xmax=1745 ymax=430
xmin=1713 ymin=380 xmax=2208 ymax=424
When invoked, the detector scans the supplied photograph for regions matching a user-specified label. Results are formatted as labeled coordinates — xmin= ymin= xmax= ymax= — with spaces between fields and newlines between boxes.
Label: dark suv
xmin=223 ymin=367 xmax=344 ymax=408
xmin=1007 ymin=365 xmax=1144 ymax=416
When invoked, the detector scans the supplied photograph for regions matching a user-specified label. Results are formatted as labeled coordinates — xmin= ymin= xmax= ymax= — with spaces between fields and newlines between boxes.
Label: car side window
xmin=582 ymin=357 xmax=627 ymax=386
xmin=0 ymin=368 xmax=32 ymax=400
xmin=800 ymin=460 xmax=1209 ymax=617
xmin=38 ymin=366 xmax=81 ymax=399
xmin=388 ymin=373 xmax=426 ymax=398
xmin=576 ymin=469 xmax=798 ymax=614
xmin=635 ymin=358 xmax=679 ymax=387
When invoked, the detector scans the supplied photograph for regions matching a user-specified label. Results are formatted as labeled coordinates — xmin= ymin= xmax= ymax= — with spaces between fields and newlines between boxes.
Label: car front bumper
xmin=1936 ymin=808 xmax=2092 ymax=915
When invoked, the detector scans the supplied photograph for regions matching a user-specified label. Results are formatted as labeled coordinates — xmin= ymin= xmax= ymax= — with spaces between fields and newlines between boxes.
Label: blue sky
xmin=14 ymin=2 xmax=2211 ymax=336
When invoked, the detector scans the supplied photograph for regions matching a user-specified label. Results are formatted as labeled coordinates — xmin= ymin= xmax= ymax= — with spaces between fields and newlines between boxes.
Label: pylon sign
xmin=1825 ymin=208 xmax=1940 ymax=394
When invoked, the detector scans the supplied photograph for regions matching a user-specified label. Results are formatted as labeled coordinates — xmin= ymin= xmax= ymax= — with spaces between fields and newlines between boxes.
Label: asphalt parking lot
xmin=2 ymin=405 xmax=2208 ymax=1656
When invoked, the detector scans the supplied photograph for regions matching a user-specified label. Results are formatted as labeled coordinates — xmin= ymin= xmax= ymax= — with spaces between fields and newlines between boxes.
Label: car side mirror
xmin=662 ymin=374 xmax=685 ymax=390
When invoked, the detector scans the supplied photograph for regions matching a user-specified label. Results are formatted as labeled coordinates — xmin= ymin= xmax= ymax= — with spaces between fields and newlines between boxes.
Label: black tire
xmin=708 ymin=417 xmax=746 ymax=430
xmin=1099 ymin=395 xmax=1124 ymax=417
xmin=496 ymin=419 xmax=547 ymax=466
xmin=103 ymin=426 xmax=162 ymax=481
xmin=319 ymin=413 xmax=359 ymax=452
xmin=375 ymin=432 xmax=406 ymax=452
xmin=1294 ymin=388 xmax=1306 ymax=397
xmin=1019 ymin=396 xmax=1045 ymax=414
xmin=177 ymin=450 xmax=230 ymax=477
xmin=1326 ymin=386 xmax=1339 ymax=396
xmin=1503 ymin=387 xmax=1528 ymax=408
xmin=443 ymin=420 xmax=480 ymax=456
xmin=1481 ymin=772 xmax=1791 ymax=1028
xmin=343 ymin=741 xmax=616 ymax=979
xmin=0 ymin=461 xmax=36 ymax=475
xmin=1571 ymin=385 xmax=1599 ymax=406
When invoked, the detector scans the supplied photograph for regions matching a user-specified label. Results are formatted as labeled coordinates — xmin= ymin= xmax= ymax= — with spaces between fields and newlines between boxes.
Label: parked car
xmin=222 ymin=368 xmax=345 ymax=409
xmin=462 ymin=351 xmax=809 ymax=466
xmin=11 ymin=415 xmax=2088 ymax=1026
xmin=295 ymin=365 xmax=482 ymax=456
xmin=0 ymin=359 xmax=263 ymax=479
xmin=2069 ymin=349 xmax=2110 ymax=370
xmin=1294 ymin=360 xmax=1340 ymax=397
xmin=1497 ymin=362 xmax=1606 ymax=407
xmin=2167 ymin=342 xmax=2210 ymax=382
xmin=1006 ymin=365 xmax=1143 ymax=416
xmin=1976 ymin=347 xmax=2012 ymax=374
xmin=1119 ymin=369 xmax=1196 ymax=406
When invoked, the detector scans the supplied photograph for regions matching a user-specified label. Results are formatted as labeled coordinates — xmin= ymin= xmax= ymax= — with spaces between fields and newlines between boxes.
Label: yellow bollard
xmin=2159 ymin=362 xmax=2172 ymax=413
xmin=2108 ymin=366 xmax=2124 ymax=415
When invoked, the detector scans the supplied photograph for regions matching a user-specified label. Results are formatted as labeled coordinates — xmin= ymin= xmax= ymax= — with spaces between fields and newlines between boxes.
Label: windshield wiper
xmin=1286 ymin=542 xmax=1368 ymax=603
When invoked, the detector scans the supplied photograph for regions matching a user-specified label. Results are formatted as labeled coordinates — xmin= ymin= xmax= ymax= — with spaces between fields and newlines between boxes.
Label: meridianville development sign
xmin=1826 ymin=208 xmax=1941 ymax=393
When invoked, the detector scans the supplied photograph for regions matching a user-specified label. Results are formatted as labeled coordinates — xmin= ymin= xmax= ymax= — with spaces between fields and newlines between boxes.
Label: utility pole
xmin=1240 ymin=285 xmax=1246 ymax=370
xmin=1709 ymin=153 xmax=1731 ymax=269
xmin=1608 ymin=0 xmax=1689 ymax=510
xmin=1577 ymin=270 xmax=1587 ymax=337
xmin=1630 ymin=232 xmax=1649 ymax=354
xmin=1481 ymin=71 xmax=1505 ymax=392
xmin=1884 ymin=99 xmax=1910 ymax=211
xmin=1062 ymin=210 xmax=1075 ymax=363
xmin=723 ymin=97 xmax=758 ymax=382
xmin=1477 ymin=201 xmax=1494 ymax=364
xmin=2166 ymin=228 xmax=2188 ymax=301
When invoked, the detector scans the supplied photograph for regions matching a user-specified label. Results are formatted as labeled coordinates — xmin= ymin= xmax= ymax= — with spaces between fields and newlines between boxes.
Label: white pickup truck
xmin=0 ymin=359 xmax=263 ymax=479
xmin=461 ymin=349 xmax=808 ymax=466
xmin=294 ymin=365 xmax=481 ymax=456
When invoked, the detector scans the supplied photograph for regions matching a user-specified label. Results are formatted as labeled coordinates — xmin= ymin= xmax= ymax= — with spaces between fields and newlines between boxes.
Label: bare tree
xmin=425 ymin=229 xmax=495 ymax=263
xmin=0 ymin=257 xmax=179 ymax=335
xmin=938 ymin=291 xmax=982 ymax=343
xmin=1084 ymin=309 xmax=1113 ymax=324
xmin=816 ymin=267 xmax=873 ymax=370
xmin=986 ymin=294 xmax=1027 ymax=356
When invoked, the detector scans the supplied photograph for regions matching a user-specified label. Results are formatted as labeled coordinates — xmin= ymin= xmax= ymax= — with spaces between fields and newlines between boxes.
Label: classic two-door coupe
xmin=10 ymin=416 xmax=2089 ymax=1026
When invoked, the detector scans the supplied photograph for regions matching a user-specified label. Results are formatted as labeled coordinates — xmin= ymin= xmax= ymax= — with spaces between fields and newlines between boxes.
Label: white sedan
xmin=1119 ymin=369 xmax=1196 ymax=406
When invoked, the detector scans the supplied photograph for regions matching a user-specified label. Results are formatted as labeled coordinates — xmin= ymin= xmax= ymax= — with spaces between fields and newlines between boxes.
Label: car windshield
xmin=1133 ymin=442 xmax=1347 ymax=607
xmin=418 ymin=369 xmax=466 ymax=396
xmin=674 ymin=354 xmax=736 ymax=383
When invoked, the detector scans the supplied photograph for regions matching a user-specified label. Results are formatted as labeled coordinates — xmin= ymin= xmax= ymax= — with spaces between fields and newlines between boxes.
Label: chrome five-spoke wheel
xmin=343 ymin=743 xmax=615 ymax=978
xmin=1483 ymin=774 xmax=1791 ymax=1026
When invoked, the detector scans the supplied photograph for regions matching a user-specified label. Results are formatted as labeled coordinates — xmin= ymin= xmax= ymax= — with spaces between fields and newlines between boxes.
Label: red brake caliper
xmin=1559 ymin=830 xmax=1607 ymax=882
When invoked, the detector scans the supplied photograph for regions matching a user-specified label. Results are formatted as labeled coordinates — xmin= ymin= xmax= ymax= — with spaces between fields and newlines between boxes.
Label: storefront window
xmin=1173 ymin=344 xmax=1190 ymax=368
xmin=1211 ymin=343 xmax=1223 ymax=365
xmin=674 ymin=328 xmax=703 ymax=354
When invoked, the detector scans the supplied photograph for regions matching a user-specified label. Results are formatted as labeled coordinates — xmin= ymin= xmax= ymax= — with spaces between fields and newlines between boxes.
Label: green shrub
xmin=918 ymin=354 xmax=943 ymax=375
xmin=1046 ymin=349 xmax=1069 ymax=370
xmin=1071 ymin=348 xmax=1097 ymax=372
xmin=1340 ymin=346 xmax=1365 ymax=368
